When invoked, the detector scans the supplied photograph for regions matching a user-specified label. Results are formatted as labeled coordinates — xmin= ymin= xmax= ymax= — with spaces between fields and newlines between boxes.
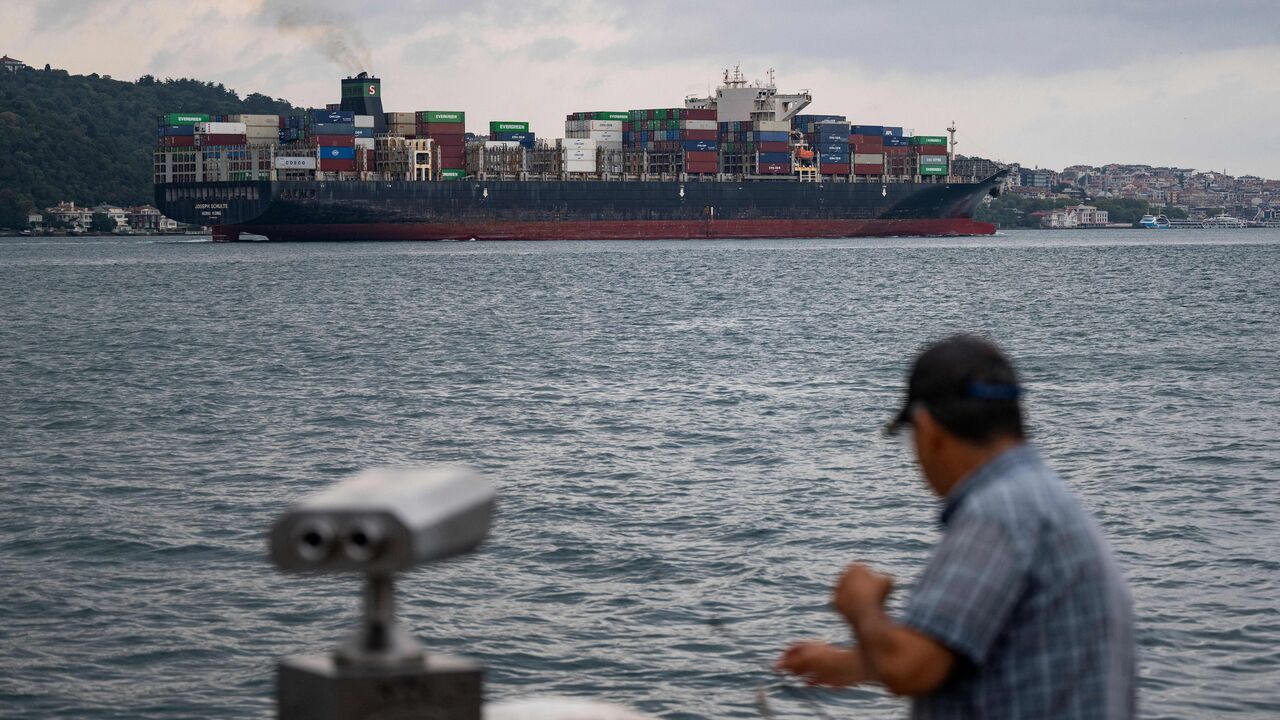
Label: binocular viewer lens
xmin=290 ymin=518 xmax=389 ymax=566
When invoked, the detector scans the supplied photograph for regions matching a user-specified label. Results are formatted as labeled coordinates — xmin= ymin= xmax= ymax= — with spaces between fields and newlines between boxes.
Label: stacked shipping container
xmin=417 ymin=111 xmax=466 ymax=177
xmin=625 ymin=108 xmax=718 ymax=175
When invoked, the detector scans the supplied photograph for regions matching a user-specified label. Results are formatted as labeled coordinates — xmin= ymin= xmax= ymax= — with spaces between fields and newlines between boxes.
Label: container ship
xmin=153 ymin=67 xmax=1006 ymax=242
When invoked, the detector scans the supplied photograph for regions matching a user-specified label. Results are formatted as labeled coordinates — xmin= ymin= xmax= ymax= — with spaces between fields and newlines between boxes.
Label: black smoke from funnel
xmin=270 ymin=1 xmax=372 ymax=73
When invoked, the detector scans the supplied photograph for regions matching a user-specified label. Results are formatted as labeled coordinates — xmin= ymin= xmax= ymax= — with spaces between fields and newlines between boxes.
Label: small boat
xmin=1137 ymin=214 xmax=1170 ymax=229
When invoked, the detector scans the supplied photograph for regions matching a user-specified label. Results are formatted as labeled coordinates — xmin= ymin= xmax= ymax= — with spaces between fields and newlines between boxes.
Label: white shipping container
xmin=485 ymin=141 xmax=520 ymax=149
xmin=275 ymin=156 xmax=317 ymax=169
xmin=354 ymin=115 xmax=375 ymax=128
xmin=563 ymin=149 xmax=595 ymax=162
xmin=561 ymin=138 xmax=597 ymax=151
xmin=681 ymin=119 xmax=717 ymax=131
xmin=385 ymin=112 xmax=415 ymax=124
xmin=594 ymin=141 xmax=624 ymax=150
xmin=229 ymin=114 xmax=280 ymax=127
xmin=197 ymin=121 xmax=247 ymax=134
xmin=589 ymin=119 xmax=622 ymax=131
xmin=853 ymin=153 xmax=885 ymax=164
xmin=585 ymin=130 xmax=620 ymax=142
xmin=564 ymin=160 xmax=597 ymax=173
xmin=355 ymin=138 xmax=376 ymax=149
xmin=756 ymin=120 xmax=791 ymax=132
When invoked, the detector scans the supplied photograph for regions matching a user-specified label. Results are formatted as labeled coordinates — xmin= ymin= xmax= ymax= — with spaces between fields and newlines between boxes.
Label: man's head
xmin=886 ymin=335 xmax=1026 ymax=495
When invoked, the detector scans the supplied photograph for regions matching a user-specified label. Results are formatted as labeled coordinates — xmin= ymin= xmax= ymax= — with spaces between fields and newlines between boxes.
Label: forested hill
xmin=0 ymin=65 xmax=297 ymax=223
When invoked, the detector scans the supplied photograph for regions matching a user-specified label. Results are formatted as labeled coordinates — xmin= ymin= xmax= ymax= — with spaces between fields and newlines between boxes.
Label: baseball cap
xmin=884 ymin=334 xmax=1024 ymax=436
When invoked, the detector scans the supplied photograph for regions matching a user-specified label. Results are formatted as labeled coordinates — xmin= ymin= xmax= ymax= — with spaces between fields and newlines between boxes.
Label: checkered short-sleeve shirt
xmin=900 ymin=445 xmax=1136 ymax=719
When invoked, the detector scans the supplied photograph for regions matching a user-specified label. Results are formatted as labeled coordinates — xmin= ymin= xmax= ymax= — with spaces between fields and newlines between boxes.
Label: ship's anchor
xmin=881 ymin=185 xmax=887 ymax=197
xmin=679 ymin=185 xmax=685 ymax=198
xmin=482 ymin=187 xmax=489 ymax=199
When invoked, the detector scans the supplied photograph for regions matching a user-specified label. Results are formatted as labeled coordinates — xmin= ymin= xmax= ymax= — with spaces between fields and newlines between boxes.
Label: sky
xmin=4 ymin=0 xmax=1279 ymax=177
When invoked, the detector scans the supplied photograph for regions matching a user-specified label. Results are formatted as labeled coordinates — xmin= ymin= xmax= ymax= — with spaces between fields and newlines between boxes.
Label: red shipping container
xmin=159 ymin=136 xmax=195 ymax=148
xmin=684 ymin=150 xmax=717 ymax=162
xmin=851 ymin=135 xmax=883 ymax=146
xmin=420 ymin=123 xmax=466 ymax=135
xmin=437 ymin=147 xmax=466 ymax=159
xmin=820 ymin=163 xmax=850 ymax=174
xmin=681 ymin=129 xmax=717 ymax=141
xmin=916 ymin=145 xmax=947 ymax=155
xmin=319 ymin=158 xmax=356 ymax=171
xmin=854 ymin=164 xmax=883 ymax=175
xmin=197 ymin=133 xmax=247 ymax=146
xmin=758 ymin=141 xmax=789 ymax=152
xmin=685 ymin=108 xmax=717 ymax=120
xmin=884 ymin=147 xmax=911 ymax=156
xmin=685 ymin=162 xmax=719 ymax=173
xmin=312 ymin=134 xmax=354 ymax=147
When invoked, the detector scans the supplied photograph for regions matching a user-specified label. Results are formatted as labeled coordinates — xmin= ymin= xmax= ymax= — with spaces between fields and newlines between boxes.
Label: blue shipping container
xmin=851 ymin=125 xmax=885 ymax=136
xmin=682 ymin=139 xmax=718 ymax=152
xmin=354 ymin=127 xmax=374 ymax=138
xmin=309 ymin=109 xmax=354 ymax=124
xmin=758 ymin=152 xmax=792 ymax=163
xmin=320 ymin=146 xmax=356 ymax=160
xmin=750 ymin=131 xmax=790 ymax=142
xmin=882 ymin=127 xmax=904 ymax=137
xmin=159 ymin=125 xmax=196 ymax=137
xmin=312 ymin=122 xmax=355 ymax=135
xmin=493 ymin=132 xmax=534 ymax=142
xmin=884 ymin=136 xmax=911 ymax=147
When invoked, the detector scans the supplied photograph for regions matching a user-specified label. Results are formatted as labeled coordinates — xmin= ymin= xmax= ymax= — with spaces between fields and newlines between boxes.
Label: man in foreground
xmin=777 ymin=334 xmax=1135 ymax=718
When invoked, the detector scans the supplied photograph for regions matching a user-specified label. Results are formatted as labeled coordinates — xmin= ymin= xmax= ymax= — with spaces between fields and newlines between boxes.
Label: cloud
xmin=2 ymin=0 xmax=1278 ymax=175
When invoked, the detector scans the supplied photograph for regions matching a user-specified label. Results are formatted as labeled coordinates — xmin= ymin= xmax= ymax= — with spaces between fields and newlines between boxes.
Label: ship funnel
xmin=341 ymin=74 xmax=386 ymax=133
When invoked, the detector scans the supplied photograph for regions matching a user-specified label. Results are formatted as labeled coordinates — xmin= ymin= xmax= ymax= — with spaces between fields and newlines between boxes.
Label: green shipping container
xmin=419 ymin=111 xmax=465 ymax=123
xmin=593 ymin=112 xmax=629 ymax=121
xmin=440 ymin=168 xmax=466 ymax=180
xmin=920 ymin=165 xmax=948 ymax=175
xmin=165 ymin=113 xmax=211 ymax=125
xmin=911 ymin=135 xmax=948 ymax=146
xmin=490 ymin=121 xmax=529 ymax=132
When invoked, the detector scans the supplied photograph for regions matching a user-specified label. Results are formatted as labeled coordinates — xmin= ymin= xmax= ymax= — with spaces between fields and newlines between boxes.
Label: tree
xmin=90 ymin=212 xmax=117 ymax=233
xmin=0 ymin=64 xmax=298 ymax=209
xmin=0 ymin=188 xmax=36 ymax=229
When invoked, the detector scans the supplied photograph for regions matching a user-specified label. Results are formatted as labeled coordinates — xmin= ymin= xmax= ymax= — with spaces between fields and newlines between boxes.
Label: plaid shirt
xmin=900 ymin=444 xmax=1136 ymax=719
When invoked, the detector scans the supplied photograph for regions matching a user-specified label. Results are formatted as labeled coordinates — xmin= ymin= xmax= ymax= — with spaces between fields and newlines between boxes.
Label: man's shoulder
xmin=950 ymin=447 xmax=1072 ymax=542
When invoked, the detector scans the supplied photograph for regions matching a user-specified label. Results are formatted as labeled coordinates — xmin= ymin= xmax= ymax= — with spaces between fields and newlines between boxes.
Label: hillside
xmin=0 ymin=65 xmax=297 ymax=227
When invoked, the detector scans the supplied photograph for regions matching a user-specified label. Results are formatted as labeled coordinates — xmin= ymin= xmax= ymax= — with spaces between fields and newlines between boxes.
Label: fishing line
xmin=707 ymin=616 xmax=837 ymax=720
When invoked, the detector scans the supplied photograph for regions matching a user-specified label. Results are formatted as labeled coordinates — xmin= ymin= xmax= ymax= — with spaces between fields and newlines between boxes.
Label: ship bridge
xmin=685 ymin=66 xmax=812 ymax=123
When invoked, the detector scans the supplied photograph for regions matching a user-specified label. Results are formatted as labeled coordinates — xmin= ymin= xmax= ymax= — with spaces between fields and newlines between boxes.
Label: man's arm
xmin=835 ymin=564 xmax=956 ymax=696
xmin=775 ymin=641 xmax=873 ymax=687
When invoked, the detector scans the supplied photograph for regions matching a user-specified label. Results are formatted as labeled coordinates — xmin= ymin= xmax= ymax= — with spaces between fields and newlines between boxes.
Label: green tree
xmin=0 ymin=65 xmax=297 ymax=210
xmin=0 ymin=188 xmax=37 ymax=229
xmin=90 ymin=212 xmax=116 ymax=233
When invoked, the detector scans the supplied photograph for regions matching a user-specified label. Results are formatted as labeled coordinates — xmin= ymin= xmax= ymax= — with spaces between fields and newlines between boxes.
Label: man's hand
xmin=832 ymin=563 xmax=894 ymax=623
xmin=774 ymin=642 xmax=869 ymax=687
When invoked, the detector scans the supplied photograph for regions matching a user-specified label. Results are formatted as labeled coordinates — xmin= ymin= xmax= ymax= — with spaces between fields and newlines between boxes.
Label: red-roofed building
xmin=2 ymin=55 xmax=29 ymax=73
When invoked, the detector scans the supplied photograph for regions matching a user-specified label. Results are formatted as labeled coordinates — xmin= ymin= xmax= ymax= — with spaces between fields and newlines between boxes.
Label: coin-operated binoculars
xmin=270 ymin=466 xmax=496 ymax=720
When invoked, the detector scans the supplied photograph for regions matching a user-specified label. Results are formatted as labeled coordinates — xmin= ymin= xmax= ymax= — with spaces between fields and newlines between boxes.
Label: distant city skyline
xmin=4 ymin=0 xmax=1278 ymax=177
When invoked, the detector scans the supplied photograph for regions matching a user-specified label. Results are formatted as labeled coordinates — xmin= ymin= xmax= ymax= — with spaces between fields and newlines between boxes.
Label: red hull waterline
xmin=212 ymin=218 xmax=996 ymax=242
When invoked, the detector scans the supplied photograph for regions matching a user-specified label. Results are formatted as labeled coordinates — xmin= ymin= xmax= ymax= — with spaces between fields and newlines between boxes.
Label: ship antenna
xmin=946 ymin=120 xmax=958 ymax=177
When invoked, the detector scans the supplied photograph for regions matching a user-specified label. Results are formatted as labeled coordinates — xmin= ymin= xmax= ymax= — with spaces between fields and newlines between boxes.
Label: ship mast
xmin=946 ymin=120 xmax=958 ymax=180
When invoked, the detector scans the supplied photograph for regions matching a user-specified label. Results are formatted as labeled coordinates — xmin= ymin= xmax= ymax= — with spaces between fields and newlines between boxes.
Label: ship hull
xmin=158 ymin=173 xmax=1005 ymax=242
xmin=215 ymin=217 xmax=993 ymax=242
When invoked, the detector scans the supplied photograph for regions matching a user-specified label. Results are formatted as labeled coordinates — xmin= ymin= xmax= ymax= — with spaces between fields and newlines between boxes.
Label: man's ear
xmin=913 ymin=405 xmax=944 ymax=450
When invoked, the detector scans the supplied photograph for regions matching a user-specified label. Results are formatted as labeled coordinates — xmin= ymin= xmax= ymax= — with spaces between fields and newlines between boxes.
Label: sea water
xmin=1 ymin=230 xmax=1277 ymax=719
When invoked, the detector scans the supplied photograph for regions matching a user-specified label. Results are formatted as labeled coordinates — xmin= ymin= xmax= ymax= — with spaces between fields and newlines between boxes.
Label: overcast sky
xmin=4 ymin=0 xmax=1278 ymax=176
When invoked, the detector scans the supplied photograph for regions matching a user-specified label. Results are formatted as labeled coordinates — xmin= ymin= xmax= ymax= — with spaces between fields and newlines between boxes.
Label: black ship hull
xmin=154 ymin=172 xmax=1006 ymax=242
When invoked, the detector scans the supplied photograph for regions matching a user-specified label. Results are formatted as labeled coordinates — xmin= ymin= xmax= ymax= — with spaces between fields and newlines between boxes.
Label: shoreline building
xmin=1044 ymin=204 xmax=1109 ymax=228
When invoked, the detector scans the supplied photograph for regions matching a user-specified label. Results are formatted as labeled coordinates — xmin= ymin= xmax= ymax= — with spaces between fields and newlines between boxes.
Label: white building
xmin=46 ymin=202 xmax=93 ymax=231
xmin=1044 ymin=204 xmax=1110 ymax=228
xmin=1 ymin=55 xmax=28 ymax=73
xmin=92 ymin=204 xmax=130 ymax=231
